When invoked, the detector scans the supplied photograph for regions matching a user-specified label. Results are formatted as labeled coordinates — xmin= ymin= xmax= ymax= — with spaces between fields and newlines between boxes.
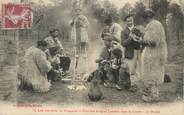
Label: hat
xmin=49 ymin=28 xmax=59 ymax=34
xmin=102 ymin=37 xmax=112 ymax=41
xmin=142 ymin=9 xmax=155 ymax=18
xmin=75 ymin=1 xmax=82 ymax=11
xmin=104 ymin=16 xmax=113 ymax=24
xmin=102 ymin=32 xmax=111 ymax=37
xmin=112 ymin=37 xmax=120 ymax=43
xmin=37 ymin=40 xmax=47 ymax=47
xmin=75 ymin=7 xmax=82 ymax=11
xmin=124 ymin=13 xmax=135 ymax=21
xmin=111 ymin=48 xmax=122 ymax=58
xmin=49 ymin=47 xmax=60 ymax=55
xmin=102 ymin=33 xmax=112 ymax=41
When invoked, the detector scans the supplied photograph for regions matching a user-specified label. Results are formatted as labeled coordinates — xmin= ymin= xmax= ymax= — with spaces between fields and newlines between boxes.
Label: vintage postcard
xmin=0 ymin=0 xmax=184 ymax=114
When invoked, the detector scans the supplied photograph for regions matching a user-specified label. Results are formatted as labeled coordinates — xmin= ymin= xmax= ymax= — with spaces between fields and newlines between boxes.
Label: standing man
xmin=121 ymin=14 xmax=142 ymax=90
xmin=104 ymin=16 xmax=122 ymax=42
xmin=138 ymin=10 xmax=168 ymax=102
xmin=70 ymin=6 xmax=90 ymax=76
xmin=70 ymin=7 xmax=89 ymax=54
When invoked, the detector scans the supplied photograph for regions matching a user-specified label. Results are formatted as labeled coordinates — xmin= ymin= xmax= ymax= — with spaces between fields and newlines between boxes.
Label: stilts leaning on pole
xmin=73 ymin=18 xmax=77 ymax=87
xmin=183 ymin=65 xmax=184 ymax=100
xmin=83 ymin=43 xmax=89 ymax=80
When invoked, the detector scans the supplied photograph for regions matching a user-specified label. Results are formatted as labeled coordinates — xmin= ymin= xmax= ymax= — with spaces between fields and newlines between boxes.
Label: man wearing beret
xmin=96 ymin=34 xmax=130 ymax=90
xmin=96 ymin=34 xmax=113 ymax=86
xmin=70 ymin=7 xmax=89 ymax=54
xmin=70 ymin=7 xmax=89 ymax=76
xmin=103 ymin=16 xmax=122 ymax=42
xmin=96 ymin=33 xmax=112 ymax=67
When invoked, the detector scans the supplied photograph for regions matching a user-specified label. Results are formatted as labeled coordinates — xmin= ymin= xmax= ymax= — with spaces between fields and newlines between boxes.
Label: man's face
xmin=52 ymin=30 xmax=59 ymax=38
xmin=40 ymin=46 xmax=47 ymax=52
xmin=49 ymin=47 xmax=58 ymax=56
xmin=166 ymin=14 xmax=172 ymax=25
xmin=75 ymin=9 xmax=82 ymax=15
xmin=103 ymin=63 xmax=110 ymax=72
xmin=143 ymin=18 xmax=150 ymax=27
xmin=111 ymin=41 xmax=118 ymax=49
xmin=126 ymin=16 xmax=134 ymax=27
xmin=106 ymin=22 xmax=112 ymax=26
xmin=104 ymin=39 xmax=111 ymax=48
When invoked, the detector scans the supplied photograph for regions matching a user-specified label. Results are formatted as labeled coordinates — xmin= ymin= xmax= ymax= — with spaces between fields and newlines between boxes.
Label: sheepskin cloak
xmin=141 ymin=19 xmax=168 ymax=84
xmin=71 ymin=14 xmax=89 ymax=44
xmin=18 ymin=46 xmax=52 ymax=92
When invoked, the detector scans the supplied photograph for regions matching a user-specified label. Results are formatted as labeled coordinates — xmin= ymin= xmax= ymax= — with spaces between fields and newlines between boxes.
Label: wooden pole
xmin=183 ymin=65 xmax=184 ymax=100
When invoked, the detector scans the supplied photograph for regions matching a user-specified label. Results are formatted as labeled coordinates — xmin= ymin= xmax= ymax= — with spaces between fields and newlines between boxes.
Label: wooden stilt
xmin=182 ymin=65 xmax=184 ymax=101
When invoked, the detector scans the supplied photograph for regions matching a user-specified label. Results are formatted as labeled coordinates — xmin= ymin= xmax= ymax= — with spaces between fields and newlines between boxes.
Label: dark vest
xmin=121 ymin=26 xmax=141 ymax=59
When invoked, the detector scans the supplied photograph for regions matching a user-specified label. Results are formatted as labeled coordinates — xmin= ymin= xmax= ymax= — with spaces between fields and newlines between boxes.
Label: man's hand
xmin=101 ymin=60 xmax=108 ymax=64
xmin=133 ymin=36 xmax=142 ymax=43
xmin=95 ymin=58 xmax=103 ymax=63
xmin=150 ymin=42 xmax=156 ymax=47
xmin=53 ymin=70 xmax=62 ymax=77
xmin=141 ymin=41 xmax=156 ymax=48
xmin=129 ymin=32 xmax=134 ymax=40
xmin=70 ymin=21 xmax=74 ymax=26
xmin=112 ymin=64 xmax=119 ymax=69
xmin=69 ymin=18 xmax=75 ymax=27
xmin=130 ymin=32 xmax=143 ymax=43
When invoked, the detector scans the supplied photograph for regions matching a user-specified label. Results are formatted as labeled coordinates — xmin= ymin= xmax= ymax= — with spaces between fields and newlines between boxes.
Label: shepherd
xmin=18 ymin=40 xmax=53 ymax=92
xmin=70 ymin=5 xmax=90 ymax=77
xmin=138 ymin=10 xmax=168 ymax=102
xmin=70 ymin=6 xmax=89 ymax=54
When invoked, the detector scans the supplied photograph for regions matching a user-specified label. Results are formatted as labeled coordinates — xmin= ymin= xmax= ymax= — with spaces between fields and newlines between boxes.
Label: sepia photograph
xmin=0 ymin=0 xmax=184 ymax=114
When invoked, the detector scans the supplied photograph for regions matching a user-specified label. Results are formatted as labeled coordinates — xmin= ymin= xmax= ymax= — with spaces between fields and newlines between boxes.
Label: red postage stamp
xmin=1 ymin=4 xmax=33 ymax=29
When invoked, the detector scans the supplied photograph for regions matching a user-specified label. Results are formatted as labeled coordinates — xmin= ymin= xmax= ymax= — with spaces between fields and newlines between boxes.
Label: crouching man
xmin=95 ymin=34 xmax=112 ymax=84
xmin=96 ymin=34 xmax=130 ymax=90
xmin=18 ymin=40 xmax=60 ymax=92
xmin=110 ymin=47 xmax=131 ymax=90
xmin=106 ymin=44 xmax=131 ymax=90
xmin=46 ymin=47 xmax=62 ymax=82
xmin=44 ymin=29 xmax=71 ymax=75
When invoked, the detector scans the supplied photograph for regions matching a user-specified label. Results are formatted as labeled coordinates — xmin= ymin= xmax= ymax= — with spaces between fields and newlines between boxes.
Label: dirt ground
xmin=0 ymin=66 xmax=17 ymax=102
xmin=16 ymin=38 xmax=184 ymax=106
xmin=17 ymin=72 xmax=182 ymax=106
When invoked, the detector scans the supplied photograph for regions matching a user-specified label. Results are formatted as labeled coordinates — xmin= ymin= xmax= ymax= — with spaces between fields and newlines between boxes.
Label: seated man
xmin=46 ymin=47 xmax=62 ymax=82
xmin=44 ymin=29 xmax=71 ymax=74
xmin=96 ymin=33 xmax=130 ymax=90
xmin=18 ymin=40 xmax=59 ymax=92
xmin=111 ymin=47 xmax=130 ymax=90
